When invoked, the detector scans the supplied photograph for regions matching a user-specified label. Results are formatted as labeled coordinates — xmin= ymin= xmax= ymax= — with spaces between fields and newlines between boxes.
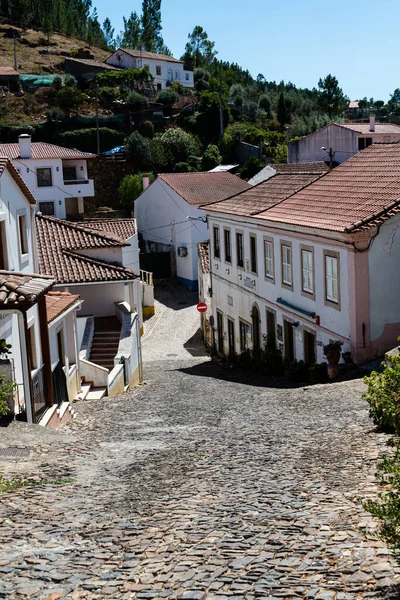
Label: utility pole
xmin=218 ymin=63 xmax=224 ymax=139
xmin=94 ymin=80 xmax=100 ymax=154
xmin=13 ymin=34 xmax=17 ymax=72
xmin=328 ymin=147 xmax=334 ymax=169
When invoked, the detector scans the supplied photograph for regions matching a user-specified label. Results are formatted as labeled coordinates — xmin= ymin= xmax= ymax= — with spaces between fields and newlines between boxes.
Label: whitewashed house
xmin=289 ymin=114 xmax=400 ymax=164
xmin=135 ymin=172 xmax=250 ymax=290
xmin=0 ymin=157 xmax=82 ymax=426
xmin=202 ymin=144 xmax=400 ymax=365
xmin=35 ymin=215 xmax=145 ymax=396
xmin=197 ymin=242 xmax=211 ymax=346
xmin=0 ymin=134 xmax=95 ymax=220
xmin=105 ymin=48 xmax=194 ymax=90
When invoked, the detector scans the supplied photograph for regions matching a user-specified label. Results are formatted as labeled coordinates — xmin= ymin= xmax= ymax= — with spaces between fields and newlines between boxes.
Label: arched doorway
xmin=251 ymin=304 xmax=261 ymax=351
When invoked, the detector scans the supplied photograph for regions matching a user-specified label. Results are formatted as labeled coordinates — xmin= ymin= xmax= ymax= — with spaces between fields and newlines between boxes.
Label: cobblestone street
xmin=0 ymin=282 xmax=399 ymax=599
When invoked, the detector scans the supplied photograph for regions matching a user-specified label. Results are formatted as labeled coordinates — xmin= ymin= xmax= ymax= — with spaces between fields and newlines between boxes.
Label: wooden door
xmin=228 ymin=318 xmax=235 ymax=358
xmin=304 ymin=330 xmax=316 ymax=365
xmin=284 ymin=320 xmax=295 ymax=361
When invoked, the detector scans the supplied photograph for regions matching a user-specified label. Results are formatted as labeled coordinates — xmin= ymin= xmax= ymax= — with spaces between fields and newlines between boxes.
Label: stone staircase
xmin=77 ymin=378 xmax=107 ymax=401
xmin=89 ymin=316 xmax=121 ymax=371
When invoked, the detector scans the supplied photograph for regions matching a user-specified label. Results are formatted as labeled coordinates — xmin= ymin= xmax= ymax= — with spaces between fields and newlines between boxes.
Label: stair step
xmin=93 ymin=332 xmax=120 ymax=337
xmin=90 ymin=352 xmax=116 ymax=358
xmin=86 ymin=387 xmax=107 ymax=400
xmin=76 ymin=383 xmax=91 ymax=401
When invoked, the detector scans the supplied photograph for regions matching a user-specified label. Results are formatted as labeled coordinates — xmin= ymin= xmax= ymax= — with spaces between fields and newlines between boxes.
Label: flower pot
xmin=325 ymin=348 xmax=341 ymax=365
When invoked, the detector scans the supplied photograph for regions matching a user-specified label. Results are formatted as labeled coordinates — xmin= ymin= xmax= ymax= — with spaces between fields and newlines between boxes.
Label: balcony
xmin=62 ymin=178 xmax=95 ymax=197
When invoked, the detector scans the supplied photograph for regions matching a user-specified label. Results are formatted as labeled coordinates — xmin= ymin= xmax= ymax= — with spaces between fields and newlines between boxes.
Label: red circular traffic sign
xmin=197 ymin=302 xmax=207 ymax=313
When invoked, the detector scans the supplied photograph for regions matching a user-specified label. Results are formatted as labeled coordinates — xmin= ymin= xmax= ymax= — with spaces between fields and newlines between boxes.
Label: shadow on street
xmin=154 ymin=279 xmax=198 ymax=312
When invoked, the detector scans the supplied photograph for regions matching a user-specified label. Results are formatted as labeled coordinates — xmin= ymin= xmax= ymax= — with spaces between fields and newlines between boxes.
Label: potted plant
xmin=342 ymin=351 xmax=353 ymax=364
xmin=323 ymin=340 xmax=343 ymax=366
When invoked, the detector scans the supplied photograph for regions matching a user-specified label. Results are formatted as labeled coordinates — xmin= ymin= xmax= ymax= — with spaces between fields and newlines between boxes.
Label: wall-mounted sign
xmin=227 ymin=295 xmax=233 ymax=306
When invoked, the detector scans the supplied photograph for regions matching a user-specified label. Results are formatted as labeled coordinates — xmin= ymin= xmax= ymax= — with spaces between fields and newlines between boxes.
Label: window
xmin=264 ymin=238 xmax=274 ymax=280
xmin=239 ymin=320 xmax=250 ymax=352
xmin=38 ymin=201 xmax=55 ymax=216
xmin=57 ymin=329 xmax=65 ymax=367
xmin=185 ymin=73 xmax=190 ymax=81
xmin=301 ymin=248 xmax=314 ymax=295
xmin=281 ymin=243 xmax=292 ymax=288
xmin=217 ymin=311 xmax=224 ymax=354
xmin=63 ymin=166 xmax=77 ymax=181
xmin=236 ymin=232 xmax=244 ymax=268
xmin=250 ymin=234 xmax=257 ymax=274
xmin=325 ymin=252 xmax=340 ymax=307
xmin=224 ymin=229 xmax=231 ymax=263
xmin=18 ymin=213 xmax=28 ymax=256
xmin=156 ymin=83 xmax=162 ymax=91
xmin=358 ymin=137 xmax=373 ymax=150
xmin=213 ymin=226 xmax=220 ymax=259
xmin=156 ymin=65 xmax=162 ymax=76
xmin=175 ymin=70 xmax=180 ymax=80
xmin=36 ymin=167 xmax=52 ymax=187
xmin=0 ymin=221 xmax=8 ymax=270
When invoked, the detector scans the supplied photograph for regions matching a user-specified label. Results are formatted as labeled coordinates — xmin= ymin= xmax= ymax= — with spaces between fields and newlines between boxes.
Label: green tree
xmin=258 ymin=94 xmax=272 ymax=118
xmin=181 ymin=26 xmax=217 ymax=70
xmin=277 ymin=91 xmax=287 ymax=132
xmin=125 ymin=130 xmax=152 ymax=170
xmin=239 ymin=156 xmax=265 ymax=181
xmin=201 ymin=144 xmax=222 ymax=170
xmin=121 ymin=11 xmax=142 ymax=48
xmin=118 ymin=172 xmax=155 ymax=208
xmin=141 ymin=0 xmax=168 ymax=52
xmin=102 ymin=17 xmax=115 ymax=48
xmin=197 ymin=91 xmax=230 ymax=142
xmin=317 ymin=74 xmax=347 ymax=118
xmin=155 ymin=128 xmax=200 ymax=166
xmin=57 ymin=86 xmax=85 ymax=115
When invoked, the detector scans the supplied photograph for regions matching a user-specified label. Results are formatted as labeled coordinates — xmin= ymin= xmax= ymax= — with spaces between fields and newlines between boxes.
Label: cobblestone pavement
xmin=0 ymin=283 xmax=399 ymax=599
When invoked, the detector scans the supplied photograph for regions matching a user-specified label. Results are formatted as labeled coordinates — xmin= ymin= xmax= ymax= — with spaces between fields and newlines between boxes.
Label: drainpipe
xmin=30 ymin=204 xmax=38 ymax=272
xmin=0 ymin=309 xmax=33 ymax=424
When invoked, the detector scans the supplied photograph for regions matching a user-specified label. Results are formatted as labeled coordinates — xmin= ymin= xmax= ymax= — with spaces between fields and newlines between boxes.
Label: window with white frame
xmin=224 ymin=229 xmax=231 ymax=263
xmin=325 ymin=254 xmax=339 ymax=303
xmin=156 ymin=65 xmax=162 ymax=76
xmin=281 ymin=243 xmax=292 ymax=287
xmin=17 ymin=213 xmax=28 ymax=256
xmin=301 ymin=249 xmax=313 ymax=294
xmin=185 ymin=73 xmax=190 ymax=81
xmin=264 ymin=239 xmax=274 ymax=279
xmin=213 ymin=226 xmax=220 ymax=259
xmin=236 ymin=232 xmax=244 ymax=268
xmin=175 ymin=70 xmax=180 ymax=80
xmin=36 ymin=167 xmax=52 ymax=187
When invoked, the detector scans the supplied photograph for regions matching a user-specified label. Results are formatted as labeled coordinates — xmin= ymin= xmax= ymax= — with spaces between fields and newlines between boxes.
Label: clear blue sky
xmin=94 ymin=0 xmax=398 ymax=101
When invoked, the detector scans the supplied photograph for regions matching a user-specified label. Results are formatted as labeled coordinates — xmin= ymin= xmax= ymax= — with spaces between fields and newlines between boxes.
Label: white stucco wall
xmin=122 ymin=233 xmax=140 ymax=273
xmin=59 ymin=282 xmax=126 ymax=317
xmin=288 ymin=124 xmax=359 ymax=165
xmin=105 ymin=50 xmax=194 ymax=89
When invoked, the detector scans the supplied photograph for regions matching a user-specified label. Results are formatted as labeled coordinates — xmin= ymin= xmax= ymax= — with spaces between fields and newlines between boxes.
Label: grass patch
xmin=0 ymin=476 xmax=74 ymax=494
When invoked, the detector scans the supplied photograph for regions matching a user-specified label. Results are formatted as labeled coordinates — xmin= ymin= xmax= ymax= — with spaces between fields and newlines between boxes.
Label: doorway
xmin=266 ymin=309 xmax=276 ymax=349
xmin=217 ymin=311 xmax=224 ymax=354
xmin=227 ymin=318 xmax=235 ymax=358
xmin=251 ymin=304 xmax=261 ymax=351
xmin=284 ymin=320 xmax=295 ymax=361
xmin=304 ymin=330 xmax=316 ymax=365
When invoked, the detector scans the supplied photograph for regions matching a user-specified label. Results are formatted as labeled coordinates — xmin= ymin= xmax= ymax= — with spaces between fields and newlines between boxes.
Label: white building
xmin=202 ymin=144 xmax=400 ymax=366
xmin=135 ymin=172 xmax=250 ymax=290
xmin=0 ymin=135 xmax=95 ymax=220
xmin=288 ymin=115 xmax=400 ymax=165
xmin=197 ymin=242 xmax=211 ymax=347
xmin=0 ymin=157 xmax=82 ymax=426
xmin=106 ymin=48 xmax=194 ymax=90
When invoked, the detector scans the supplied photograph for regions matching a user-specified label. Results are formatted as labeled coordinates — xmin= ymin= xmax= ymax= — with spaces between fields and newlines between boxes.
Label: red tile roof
xmin=0 ymin=271 xmax=54 ymax=308
xmin=0 ymin=142 xmax=96 ymax=160
xmin=158 ymin=172 xmax=251 ymax=206
xmin=65 ymin=57 xmax=122 ymax=71
xmin=339 ymin=122 xmax=400 ymax=135
xmin=45 ymin=291 xmax=80 ymax=323
xmin=257 ymin=142 xmax=400 ymax=232
xmin=0 ymin=157 xmax=36 ymax=204
xmin=36 ymin=215 xmax=138 ymax=284
xmin=270 ymin=162 xmax=330 ymax=174
xmin=83 ymin=219 xmax=136 ymax=240
xmin=0 ymin=66 xmax=19 ymax=76
xmin=204 ymin=173 xmax=323 ymax=217
xmin=198 ymin=242 xmax=210 ymax=274
xmin=114 ymin=48 xmax=183 ymax=64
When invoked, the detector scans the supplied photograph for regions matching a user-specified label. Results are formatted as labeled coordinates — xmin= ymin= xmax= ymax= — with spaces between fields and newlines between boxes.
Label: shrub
xmin=137 ymin=120 xmax=154 ymax=139
xmin=363 ymin=356 xmax=400 ymax=434
xmin=126 ymin=91 xmax=149 ymax=111
xmin=125 ymin=130 xmax=152 ymax=170
xmin=118 ymin=173 xmax=155 ymax=208
xmin=64 ymin=74 xmax=77 ymax=88
xmin=171 ymin=81 xmax=184 ymax=95
xmin=258 ymin=94 xmax=272 ymax=117
xmin=194 ymin=68 xmax=210 ymax=92
xmin=99 ymin=86 xmax=120 ymax=105
xmin=156 ymin=90 xmax=179 ymax=105
xmin=57 ymin=127 xmax=124 ymax=153
xmin=239 ymin=156 xmax=265 ymax=180
xmin=52 ymin=75 xmax=63 ymax=91
xmin=57 ymin=86 xmax=85 ymax=114
xmin=285 ymin=359 xmax=309 ymax=383
xmin=0 ymin=374 xmax=17 ymax=417
xmin=44 ymin=107 xmax=65 ymax=122
xmin=309 ymin=362 xmax=328 ymax=384
xmin=155 ymin=128 xmax=200 ymax=165
xmin=174 ymin=162 xmax=196 ymax=173
xmin=196 ymin=91 xmax=230 ymax=142
xmin=201 ymin=144 xmax=222 ymax=171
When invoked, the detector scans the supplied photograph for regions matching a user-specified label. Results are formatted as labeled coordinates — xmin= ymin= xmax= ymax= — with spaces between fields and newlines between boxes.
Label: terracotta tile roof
xmin=0 ymin=271 xmax=54 ymax=308
xmin=258 ymin=142 xmax=400 ymax=232
xmin=65 ymin=57 xmax=122 ymax=70
xmin=0 ymin=142 xmax=96 ymax=160
xmin=0 ymin=157 xmax=36 ymax=204
xmin=271 ymin=162 xmax=330 ymax=174
xmin=0 ymin=66 xmax=19 ymax=76
xmin=348 ymin=101 xmax=360 ymax=109
xmin=36 ymin=215 xmax=138 ymax=284
xmin=158 ymin=172 xmax=251 ymax=206
xmin=115 ymin=48 xmax=183 ymax=64
xmin=198 ymin=242 xmax=210 ymax=274
xmin=83 ymin=219 xmax=136 ymax=240
xmin=45 ymin=291 xmax=80 ymax=323
xmin=204 ymin=173 xmax=323 ymax=217
xmin=339 ymin=122 xmax=400 ymax=135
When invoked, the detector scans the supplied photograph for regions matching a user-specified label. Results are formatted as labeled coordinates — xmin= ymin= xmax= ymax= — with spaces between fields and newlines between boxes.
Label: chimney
xmin=369 ymin=111 xmax=376 ymax=133
xmin=142 ymin=174 xmax=150 ymax=191
xmin=18 ymin=134 xmax=32 ymax=159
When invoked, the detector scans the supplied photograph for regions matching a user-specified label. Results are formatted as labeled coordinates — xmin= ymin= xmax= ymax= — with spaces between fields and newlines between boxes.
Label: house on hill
xmin=202 ymin=143 xmax=400 ymax=365
xmin=289 ymin=114 xmax=400 ymax=164
xmin=135 ymin=172 xmax=250 ymax=290
xmin=64 ymin=57 xmax=122 ymax=82
xmin=0 ymin=66 xmax=19 ymax=92
xmin=0 ymin=134 xmax=95 ymax=220
xmin=105 ymin=48 xmax=194 ymax=90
